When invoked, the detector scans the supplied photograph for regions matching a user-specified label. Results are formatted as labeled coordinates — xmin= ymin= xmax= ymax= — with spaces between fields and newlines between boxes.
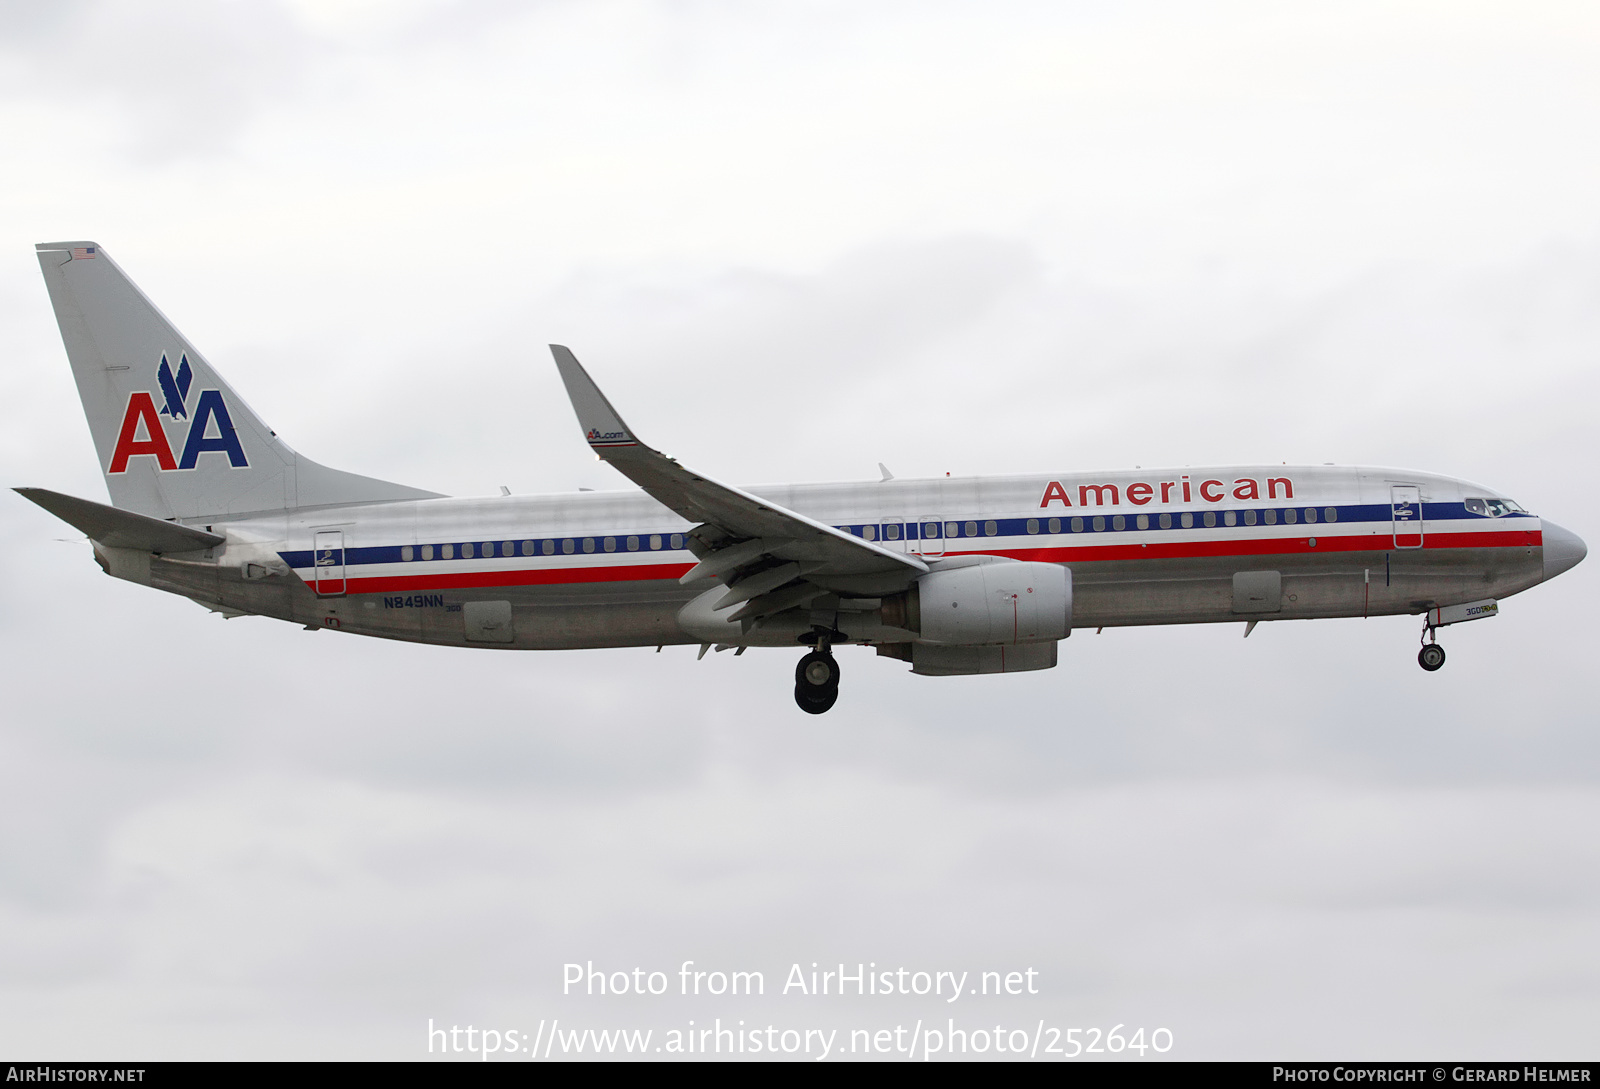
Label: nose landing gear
xmin=1418 ymin=623 xmax=1446 ymax=671
xmin=794 ymin=649 xmax=840 ymax=713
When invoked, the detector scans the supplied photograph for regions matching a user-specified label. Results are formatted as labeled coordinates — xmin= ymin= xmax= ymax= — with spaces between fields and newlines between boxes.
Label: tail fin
xmin=35 ymin=241 xmax=442 ymax=520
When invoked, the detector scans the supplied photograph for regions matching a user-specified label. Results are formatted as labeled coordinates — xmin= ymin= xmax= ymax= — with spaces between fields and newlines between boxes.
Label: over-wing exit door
xmin=911 ymin=518 xmax=944 ymax=558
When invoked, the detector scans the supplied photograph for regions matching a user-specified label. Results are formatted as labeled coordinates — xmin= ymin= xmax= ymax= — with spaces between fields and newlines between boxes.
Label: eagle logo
xmin=156 ymin=353 xmax=192 ymax=419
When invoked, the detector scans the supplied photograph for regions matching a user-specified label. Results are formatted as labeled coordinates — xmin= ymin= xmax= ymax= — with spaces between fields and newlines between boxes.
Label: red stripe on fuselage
xmin=342 ymin=560 xmax=694 ymax=595
xmin=317 ymin=528 xmax=1540 ymax=596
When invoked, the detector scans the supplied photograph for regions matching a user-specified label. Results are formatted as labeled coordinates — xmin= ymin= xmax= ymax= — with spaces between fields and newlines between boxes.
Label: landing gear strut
xmin=1417 ymin=624 xmax=1446 ymax=672
xmin=794 ymin=643 xmax=841 ymax=715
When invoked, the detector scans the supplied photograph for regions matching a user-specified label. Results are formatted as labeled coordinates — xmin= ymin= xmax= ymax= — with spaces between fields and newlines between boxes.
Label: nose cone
xmin=1543 ymin=521 xmax=1587 ymax=582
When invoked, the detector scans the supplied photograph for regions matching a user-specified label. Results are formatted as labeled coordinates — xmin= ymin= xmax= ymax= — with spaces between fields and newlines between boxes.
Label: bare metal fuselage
xmin=120 ymin=463 xmax=1548 ymax=653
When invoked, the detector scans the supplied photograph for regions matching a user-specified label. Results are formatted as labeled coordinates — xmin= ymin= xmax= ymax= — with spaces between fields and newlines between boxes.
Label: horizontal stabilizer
xmin=15 ymin=488 xmax=224 ymax=552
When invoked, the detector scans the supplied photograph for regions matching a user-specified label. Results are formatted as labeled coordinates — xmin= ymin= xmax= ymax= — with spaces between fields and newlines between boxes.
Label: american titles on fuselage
xmin=1039 ymin=475 xmax=1295 ymax=508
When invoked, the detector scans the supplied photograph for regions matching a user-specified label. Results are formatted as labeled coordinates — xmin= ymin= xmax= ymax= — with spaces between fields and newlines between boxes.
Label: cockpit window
xmin=1465 ymin=497 xmax=1526 ymax=517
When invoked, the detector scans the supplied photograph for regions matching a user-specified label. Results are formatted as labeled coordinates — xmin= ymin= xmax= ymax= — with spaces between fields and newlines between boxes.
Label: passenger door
xmin=1391 ymin=486 xmax=1424 ymax=549
xmin=313 ymin=529 xmax=345 ymax=596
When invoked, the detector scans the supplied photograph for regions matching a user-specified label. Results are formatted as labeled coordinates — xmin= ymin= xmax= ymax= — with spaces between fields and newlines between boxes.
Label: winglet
xmin=544 ymin=346 xmax=929 ymax=581
xmin=550 ymin=345 xmax=640 ymax=450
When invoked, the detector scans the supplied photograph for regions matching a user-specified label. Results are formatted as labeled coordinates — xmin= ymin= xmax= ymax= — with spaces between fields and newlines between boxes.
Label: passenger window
xmin=1305 ymin=508 xmax=1317 ymax=524
xmin=670 ymin=534 xmax=684 ymax=549
xmin=945 ymin=522 xmax=959 ymax=537
xmin=1113 ymin=515 xmax=1125 ymax=530
xmin=649 ymin=535 xmax=662 ymax=550
xmin=886 ymin=524 xmax=900 ymax=540
xmin=863 ymin=525 xmax=877 ymax=541
xmin=562 ymin=539 xmax=574 ymax=554
xmin=462 ymin=542 xmax=474 ymax=558
xmin=1136 ymin=514 xmax=1149 ymax=530
xmin=1180 ymin=513 xmax=1193 ymax=529
xmin=1202 ymin=512 xmax=1216 ymax=528
xmin=1224 ymin=511 xmax=1236 ymax=527
xmin=502 ymin=542 xmax=513 ymax=557
xmin=1048 ymin=518 xmax=1060 ymax=534
xmin=604 ymin=537 xmax=616 ymax=552
xmin=1158 ymin=513 xmax=1172 ymax=529
xmin=1244 ymin=510 xmax=1257 ymax=526
xmin=1324 ymin=507 xmax=1337 ymax=522
xmin=627 ymin=536 xmax=639 ymax=551
xmin=1027 ymin=519 xmax=1039 ymax=534
xmin=1071 ymin=518 xmax=1083 ymax=532
xmin=965 ymin=521 xmax=978 ymax=537
xmin=1092 ymin=516 xmax=1105 ymax=531
xmin=442 ymin=544 xmax=454 ymax=559
xmin=1264 ymin=510 xmax=1277 ymax=525
xmin=924 ymin=523 xmax=939 ymax=539
xmin=542 ymin=540 xmax=554 ymax=555
xmin=583 ymin=538 xmax=595 ymax=553
xmin=422 ymin=544 xmax=434 ymax=560
xmin=984 ymin=521 xmax=998 ymax=536
xmin=1285 ymin=509 xmax=1298 ymax=524
xmin=402 ymin=545 xmax=414 ymax=561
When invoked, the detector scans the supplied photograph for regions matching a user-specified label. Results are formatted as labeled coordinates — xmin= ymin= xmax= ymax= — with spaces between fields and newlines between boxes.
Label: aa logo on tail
xmin=108 ymin=354 xmax=249 ymax=473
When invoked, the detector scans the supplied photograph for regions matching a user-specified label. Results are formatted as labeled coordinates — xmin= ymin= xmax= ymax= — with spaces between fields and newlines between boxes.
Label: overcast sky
xmin=1 ymin=0 xmax=1597 ymax=1061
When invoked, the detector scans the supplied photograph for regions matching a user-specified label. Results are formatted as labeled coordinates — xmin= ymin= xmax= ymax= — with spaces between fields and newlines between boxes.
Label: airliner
xmin=18 ymin=242 xmax=1587 ymax=713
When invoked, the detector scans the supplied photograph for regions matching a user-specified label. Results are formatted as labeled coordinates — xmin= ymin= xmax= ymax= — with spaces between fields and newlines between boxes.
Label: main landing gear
xmin=1418 ymin=623 xmax=1446 ymax=672
xmin=794 ymin=627 xmax=846 ymax=714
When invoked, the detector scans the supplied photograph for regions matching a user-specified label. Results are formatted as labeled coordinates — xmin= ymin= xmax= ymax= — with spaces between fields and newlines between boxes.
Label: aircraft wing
xmin=16 ymin=488 xmax=225 ymax=552
xmin=550 ymin=346 xmax=926 ymax=624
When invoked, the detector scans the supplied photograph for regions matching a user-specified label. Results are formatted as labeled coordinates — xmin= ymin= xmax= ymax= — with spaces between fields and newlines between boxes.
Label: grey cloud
xmin=0 ymin=0 xmax=309 ymax=160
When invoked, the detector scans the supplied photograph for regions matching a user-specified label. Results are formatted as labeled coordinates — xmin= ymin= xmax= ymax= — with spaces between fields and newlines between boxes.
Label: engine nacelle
xmin=910 ymin=560 xmax=1070 ymax=645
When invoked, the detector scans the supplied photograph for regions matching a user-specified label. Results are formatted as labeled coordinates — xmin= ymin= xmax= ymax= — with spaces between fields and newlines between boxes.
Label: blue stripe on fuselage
xmin=275 ymin=503 xmax=1532 ymax=569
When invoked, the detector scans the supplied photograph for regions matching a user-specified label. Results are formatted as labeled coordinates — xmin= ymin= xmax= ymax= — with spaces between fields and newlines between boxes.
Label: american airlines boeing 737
xmin=18 ymin=242 xmax=1587 ymax=713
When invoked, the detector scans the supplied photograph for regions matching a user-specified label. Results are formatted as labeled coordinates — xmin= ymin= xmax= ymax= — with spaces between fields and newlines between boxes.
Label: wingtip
xmin=548 ymin=345 xmax=638 ymax=449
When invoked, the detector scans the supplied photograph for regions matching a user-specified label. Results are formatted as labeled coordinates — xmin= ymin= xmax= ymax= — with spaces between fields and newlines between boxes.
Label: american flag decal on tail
xmin=71 ymin=246 xmax=96 ymax=259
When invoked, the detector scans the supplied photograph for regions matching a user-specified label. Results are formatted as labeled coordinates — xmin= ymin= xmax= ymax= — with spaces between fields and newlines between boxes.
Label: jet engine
xmin=883 ymin=560 xmax=1071 ymax=645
